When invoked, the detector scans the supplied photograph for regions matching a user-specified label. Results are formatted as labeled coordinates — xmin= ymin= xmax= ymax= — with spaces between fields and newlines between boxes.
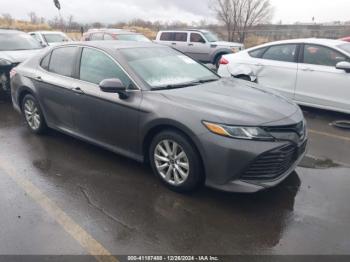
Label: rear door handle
xmin=254 ymin=63 xmax=263 ymax=67
xmin=301 ymin=68 xmax=314 ymax=72
xmin=72 ymin=87 xmax=85 ymax=95
xmin=171 ymin=43 xmax=176 ymax=45
xmin=188 ymin=43 xmax=194 ymax=46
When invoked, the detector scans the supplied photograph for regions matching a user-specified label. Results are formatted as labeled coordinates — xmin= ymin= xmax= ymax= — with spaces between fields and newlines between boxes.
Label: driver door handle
xmin=254 ymin=63 xmax=263 ymax=67
xmin=35 ymin=76 xmax=43 ymax=82
xmin=72 ymin=87 xmax=85 ymax=95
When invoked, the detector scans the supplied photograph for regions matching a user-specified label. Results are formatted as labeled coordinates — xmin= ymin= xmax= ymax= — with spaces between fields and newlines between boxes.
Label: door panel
xmin=254 ymin=60 xmax=298 ymax=99
xmin=254 ymin=44 xmax=299 ymax=99
xmin=186 ymin=33 xmax=211 ymax=62
xmin=35 ymin=47 xmax=79 ymax=131
xmin=296 ymin=64 xmax=350 ymax=111
xmin=70 ymin=84 xmax=142 ymax=156
xmin=35 ymin=72 xmax=75 ymax=131
xmin=295 ymin=44 xmax=350 ymax=112
xmin=71 ymin=47 xmax=142 ymax=157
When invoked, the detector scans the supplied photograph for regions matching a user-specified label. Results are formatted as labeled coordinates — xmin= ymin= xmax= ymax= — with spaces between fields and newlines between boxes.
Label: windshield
xmin=116 ymin=34 xmax=151 ymax=42
xmin=338 ymin=43 xmax=350 ymax=54
xmin=0 ymin=33 xmax=42 ymax=51
xmin=120 ymin=47 xmax=219 ymax=89
xmin=43 ymin=33 xmax=70 ymax=43
xmin=202 ymin=31 xmax=220 ymax=42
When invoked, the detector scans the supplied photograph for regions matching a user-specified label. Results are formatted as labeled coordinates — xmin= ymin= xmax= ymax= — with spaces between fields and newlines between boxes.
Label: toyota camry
xmin=11 ymin=41 xmax=308 ymax=193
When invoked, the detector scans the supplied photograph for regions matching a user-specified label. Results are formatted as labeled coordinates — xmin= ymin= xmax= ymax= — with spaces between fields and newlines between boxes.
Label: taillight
xmin=10 ymin=68 xmax=17 ymax=79
xmin=220 ymin=57 xmax=229 ymax=65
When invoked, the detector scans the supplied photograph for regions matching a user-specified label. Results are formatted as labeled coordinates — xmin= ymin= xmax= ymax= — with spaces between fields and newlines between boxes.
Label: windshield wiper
xmin=151 ymin=78 xmax=219 ymax=91
xmin=152 ymin=81 xmax=202 ymax=91
xmin=197 ymin=78 xmax=219 ymax=84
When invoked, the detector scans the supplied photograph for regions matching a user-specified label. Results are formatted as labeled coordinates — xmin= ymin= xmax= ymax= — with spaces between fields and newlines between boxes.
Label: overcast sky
xmin=2 ymin=0 xmax=350 ymax=24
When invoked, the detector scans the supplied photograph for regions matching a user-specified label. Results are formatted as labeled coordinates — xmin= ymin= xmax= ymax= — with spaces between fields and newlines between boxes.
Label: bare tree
xmin=211 ymin=0 xmax=273 ymax=42
xmin=67 ymin=15 xmax=74 ymax=29
xmin=2 ymin=13 xmax=13 ymax=26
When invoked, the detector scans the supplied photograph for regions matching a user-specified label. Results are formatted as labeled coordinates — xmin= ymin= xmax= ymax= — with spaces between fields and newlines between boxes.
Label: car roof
xmin=87 ymin=29 xmax=140 ymax=35
xmin=255 ymin=38 xmax=346 ymax=48
xmin=54 ymin=41 xmax=163 ymax=51
xmin=159 ymin=29 xmax=209 ymax=33
xmin=0 ymin=29 xmax=25 ymax=34
xmin=29 ymin=31 xmax=67 ymax=34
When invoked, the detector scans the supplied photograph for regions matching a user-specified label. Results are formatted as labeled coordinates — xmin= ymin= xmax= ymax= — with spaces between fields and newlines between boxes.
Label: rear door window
xmin=40 ymin=52 xmax=51 ymax=70
xmin=262 ymin=44 xmax=298 ymax=63
xmin=160 ymin=32 xmax=174 ymax=41
xmin=174 ymin=33 xmax=187 ymax=42
xmin=249 ymin=47 xmax=268 ymax=58
xmin=48 ymin=47 xmax=78 ymax=77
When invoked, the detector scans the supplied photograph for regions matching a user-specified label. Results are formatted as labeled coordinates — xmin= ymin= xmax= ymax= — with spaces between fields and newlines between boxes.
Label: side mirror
xmin=336 ymin=61 xmax=350 ymax=73
xmin=99 ymin=78 xmax=128 ymax=99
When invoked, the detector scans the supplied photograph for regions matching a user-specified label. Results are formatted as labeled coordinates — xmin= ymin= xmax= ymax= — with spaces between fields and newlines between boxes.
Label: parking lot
xmin=0 ymin=92 xmax=350 ymax=256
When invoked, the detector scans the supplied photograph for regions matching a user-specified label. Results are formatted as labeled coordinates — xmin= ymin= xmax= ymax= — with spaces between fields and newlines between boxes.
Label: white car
xmin=29 ymin=31 xmax=72 ymax=47
xmin=218 ymin=38 xmax=350 ymax=114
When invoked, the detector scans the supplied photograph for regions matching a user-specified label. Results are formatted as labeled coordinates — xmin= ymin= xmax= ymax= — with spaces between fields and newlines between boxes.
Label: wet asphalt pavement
xmin=0 ymin=93 xmax=350 ymax=256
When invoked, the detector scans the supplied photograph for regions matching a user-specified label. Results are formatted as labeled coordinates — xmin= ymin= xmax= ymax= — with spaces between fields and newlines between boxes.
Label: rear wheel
xmin=149 ymin=130 xmax=203 ymax=193
xmin=22 ymin=94 xmax=47 ymax=134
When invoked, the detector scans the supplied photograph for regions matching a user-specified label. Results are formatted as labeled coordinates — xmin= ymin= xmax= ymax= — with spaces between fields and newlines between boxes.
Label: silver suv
xmin=155 ymin=29 xmax=244 ymax=67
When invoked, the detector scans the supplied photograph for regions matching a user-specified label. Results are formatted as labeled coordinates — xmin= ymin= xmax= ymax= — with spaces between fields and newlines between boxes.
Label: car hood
xmin=212 ymin=41 xmax=243 ymax=47
xmin=159 ymin=78 xmax=300 ymax=126
xmin=0 ymin=49 xmax=42 ymax=64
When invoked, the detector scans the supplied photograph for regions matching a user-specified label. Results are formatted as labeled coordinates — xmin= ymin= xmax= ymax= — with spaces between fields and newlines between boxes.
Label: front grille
xmin=242 ymin=143 xmax=300 ymax=181
xmin=263 ymin=122 xmax=306 ymax=139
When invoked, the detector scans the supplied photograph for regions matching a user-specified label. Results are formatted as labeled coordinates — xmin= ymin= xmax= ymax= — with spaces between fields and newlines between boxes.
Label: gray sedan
xmin=11 ymin=41 xmax=307 ymax=193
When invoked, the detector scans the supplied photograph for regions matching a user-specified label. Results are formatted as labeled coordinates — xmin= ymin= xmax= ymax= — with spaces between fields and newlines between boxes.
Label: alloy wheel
xmin=24 ymin=99 xmax=41 ymax=130
xmin=154 ymin=140 xmax=190 ymax=186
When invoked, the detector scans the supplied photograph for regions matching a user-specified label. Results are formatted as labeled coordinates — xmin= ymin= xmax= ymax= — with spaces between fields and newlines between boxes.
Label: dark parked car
xmin=11 ymin=41 xmax=307 ymax=193
xmin=0 ymin=29 xmax=42 ymax=93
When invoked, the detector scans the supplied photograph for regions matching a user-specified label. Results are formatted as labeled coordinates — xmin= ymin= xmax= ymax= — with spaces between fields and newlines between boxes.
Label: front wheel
xmin=22 ymin=94 xmax=47 ymax=134
xmin=149 ymin=130 xmax=203 ymax=193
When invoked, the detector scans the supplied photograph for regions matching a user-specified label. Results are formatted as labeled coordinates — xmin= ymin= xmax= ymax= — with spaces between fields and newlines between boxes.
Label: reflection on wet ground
xmin=0 ymin=96 xmax=350 ymax=255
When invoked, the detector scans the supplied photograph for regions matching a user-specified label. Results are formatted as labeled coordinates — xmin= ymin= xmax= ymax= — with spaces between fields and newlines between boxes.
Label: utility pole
xmin=53 ymin=0 xmax=64 ymax=31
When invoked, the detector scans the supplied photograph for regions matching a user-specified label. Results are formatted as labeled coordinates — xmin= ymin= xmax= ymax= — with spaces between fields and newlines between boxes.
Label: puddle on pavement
xmin=299 ymin=155 xmax=342 ymax=169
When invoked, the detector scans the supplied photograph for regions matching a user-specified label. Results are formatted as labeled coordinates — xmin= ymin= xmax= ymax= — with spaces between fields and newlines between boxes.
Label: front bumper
xmin=207 ymin=146 xmax=306 ymax=193
xmin=200 ymin=131 xmax=308 ymax=193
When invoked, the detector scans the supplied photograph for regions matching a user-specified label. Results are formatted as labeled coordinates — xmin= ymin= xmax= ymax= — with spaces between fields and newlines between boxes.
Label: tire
xmin=149 ymin=130 xmax=203 ymax=193
xmin=21 ymin=94 xmax=47 ymax=134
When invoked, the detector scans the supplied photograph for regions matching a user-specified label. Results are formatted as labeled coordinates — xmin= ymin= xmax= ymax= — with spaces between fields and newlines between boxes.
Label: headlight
xmin=0 ymin=59 xmax=12 ymax=66
xmin=203 ymin=121 xmax=275 ymax=141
